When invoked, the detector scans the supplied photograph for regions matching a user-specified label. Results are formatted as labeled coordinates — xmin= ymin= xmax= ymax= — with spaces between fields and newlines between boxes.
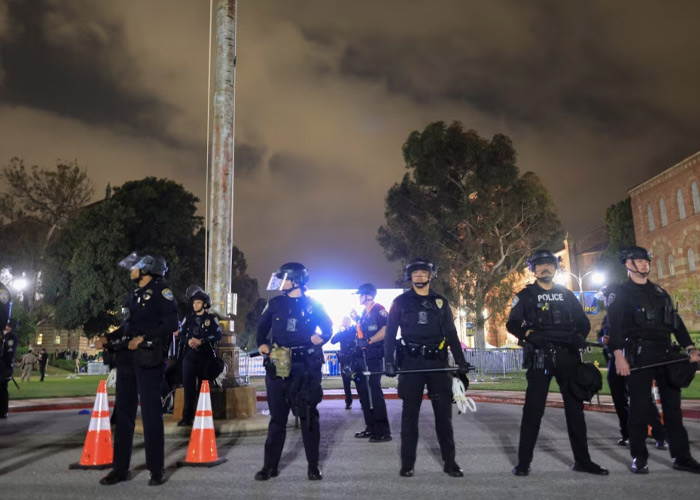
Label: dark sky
xmin=1 ymin=0 xmax=700 ymax=289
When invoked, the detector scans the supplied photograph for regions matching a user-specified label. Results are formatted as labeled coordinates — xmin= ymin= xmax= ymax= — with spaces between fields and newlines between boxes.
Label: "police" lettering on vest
xmin=537 ymin=293 xmax=564 ymax=302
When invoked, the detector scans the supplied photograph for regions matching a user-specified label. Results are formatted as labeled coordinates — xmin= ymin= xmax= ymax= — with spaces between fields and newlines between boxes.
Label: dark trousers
xmin=607 ymin=357 xmax=666 ymax=442
xmin=0 ymin=379 xmax=8 ymax=417
xmin=112 ymin=358 xmax=165 ymax=475
xmin=182 ymin=352 xmax=208 ymax=423
xmin=354 ymin=356 xmax=390 ymax=436
xmin=263 ymin=361 xmax=323 ymax=469
xmin=397 ymin=357 xmax=455 ymax=469
xmin=39 ymin=364 xmax=46 ymax=381
xmin=518 ymin=347 xmax=591 ymax=466
xmin=339 ymin=356 xmax=353 ymax=405
xmin=628 ymin=350 xmax=691 ymax=462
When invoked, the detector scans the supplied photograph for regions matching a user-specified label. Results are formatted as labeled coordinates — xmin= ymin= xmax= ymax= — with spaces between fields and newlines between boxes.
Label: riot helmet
xmin=119 ymin=252 xmax=168 ymax=277
xmin=619 ymin=246 xmax=652 ymax=278
xmin=527 ymin=249 xmax=559 ymax=272
xmin=267 ymin=262 xmax=309 ymax=292
xmin=354 ymin=283 xmax=377 ymax=298
xmin=404 ymin=258 xmax=437 ymax=289
xmin=186 ymin=284 xmax=211 ymax=309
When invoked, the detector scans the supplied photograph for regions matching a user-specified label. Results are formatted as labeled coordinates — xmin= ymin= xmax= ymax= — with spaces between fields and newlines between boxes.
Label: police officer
xmin=507 ymin=249 xmax=608 ymax=477
xmin=1 ymin=317 xmax=18 ymax=419
xmin=351 ymin=283 xmax=392 ymax=442
xmin=178 ymin=286 xmax=222 ymax=426
xmin=608 ymin=246 xmax=700 ymax=474
xmin=598 ymin=313 xmax=666 ymax=448
xmin=254 ymin=262 xmax=333 ymax=481
xmin=384 ymin=258 xmax=469 ymax=478
xmin=98 ymin=253 xmax=179 ymax=486
xmin=331 ymin=316 xmax=356 ymax=409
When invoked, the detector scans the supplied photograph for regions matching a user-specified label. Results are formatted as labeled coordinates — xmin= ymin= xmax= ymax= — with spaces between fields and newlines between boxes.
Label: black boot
xmin=254 ymin=467 xmax=279 ymax=481
xmin=571 ymin=461 xmax=609 ymax=475
xmin=512 ymin=463 xmax=530 ymax=476
xmin=399 ymin=467 xmax=414 ymax=477
xmin=444 ymin=462 xmax=464 ymax=477
xmin=630 ymin=458 xmax=648 ymax=474
xmin=100 ymin=470 xmax=132 ymax=486
xmin=308 ymin=462 xmax=323 ymax=480
xmin=673 ymin=457 xmax=700 ymax=474
xmin=148 ymin=470 xmax=166 ymax=486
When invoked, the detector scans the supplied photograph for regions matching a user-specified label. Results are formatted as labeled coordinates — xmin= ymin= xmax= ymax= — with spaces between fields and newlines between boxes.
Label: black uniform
xmin=506 ymin=283 xmax=595 ymax=469
xmin=353 ymin=303 xmax=391 ymax=438
xmin=179 ymin=311 xmax=222 ymax=424
xmin=109 ymin=279 xmax=178 ymax=477
xmin=598 ymin=316 xmax=666 ymax=445
xmin=256 ymin=293 xmax=333 ymax=471
xmin=0 ymin=330 xmax=17 ymax=418
xmin=384 ymin=289 xmax=467 ymax=471
xmin=39 ymin=350 xmax=48 ymax=382
xmin=607 ymin=279 xmax=695 ymax=464
xmin=330 ymin=324 xmax=356 ymax=407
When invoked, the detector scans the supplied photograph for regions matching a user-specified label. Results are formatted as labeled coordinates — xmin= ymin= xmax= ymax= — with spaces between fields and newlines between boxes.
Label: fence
xmin=239 ymin=349 xmax=522 ymax=382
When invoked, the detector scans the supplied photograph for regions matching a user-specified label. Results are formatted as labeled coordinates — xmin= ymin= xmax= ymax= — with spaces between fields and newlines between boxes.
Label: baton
xmin=362 ymin=366 xmax=475 ymax=376
xmin=360 ymin=348 xmax=374 ymax=410
xmin=585 ymin=342 xmax=604 ymax=349
xmin=630 ymin=357 xmax=694 ymax=372
xmin=10 ymin=375 xmax=19 ymax=391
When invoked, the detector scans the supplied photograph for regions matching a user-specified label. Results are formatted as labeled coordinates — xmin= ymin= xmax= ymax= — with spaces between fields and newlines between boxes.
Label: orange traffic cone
xmin=177 ymin=380 xmax=227 ymax=467
xmin=69 ymin=380 xmax=113 ymax=469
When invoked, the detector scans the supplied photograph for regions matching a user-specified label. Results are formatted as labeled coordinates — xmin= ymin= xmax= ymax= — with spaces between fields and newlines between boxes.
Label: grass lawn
xmin=9 ymin=368 xmax=700 ymax=400
xmin=8 ymin=372 xmax=115 ymax=400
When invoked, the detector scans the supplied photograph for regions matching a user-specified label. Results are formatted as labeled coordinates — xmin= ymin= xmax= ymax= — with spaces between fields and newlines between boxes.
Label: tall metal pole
xmin=207 ymin=0 xmax=236 ymax=313
xmin=208 ymin=0 xmax=239 ymax=384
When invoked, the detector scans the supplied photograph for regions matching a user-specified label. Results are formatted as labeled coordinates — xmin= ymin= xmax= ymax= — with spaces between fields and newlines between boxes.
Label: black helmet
xmin=354 ymin=283 xmax=377 ymax=298
xmin=119 ymin=252 xmax=168 ymax=277
xmin=403 ymin=258 xmax=437 ymax=281
xmin=527 ymin=249 xmax=558 ymax=272
xmin=619 ymin=246 xmax=652 ymax=265
xmin=186 ymin=285 xmax=211 ymax=308
xmin=267 ymin=262 xmax=309 ymax=291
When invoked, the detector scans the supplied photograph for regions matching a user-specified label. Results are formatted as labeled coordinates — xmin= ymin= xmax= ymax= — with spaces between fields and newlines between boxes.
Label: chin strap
xmin=626 ymin=262 xmax=650 ymax=278
xmin=413 ymin=280 xmax=429 ymax=289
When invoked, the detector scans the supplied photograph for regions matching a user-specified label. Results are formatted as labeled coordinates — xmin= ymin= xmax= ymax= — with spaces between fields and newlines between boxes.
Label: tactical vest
xmin=523 ymin=284 xmax=575 ymax=333
xmin=630 ymin=284 xmax=677 ymax=338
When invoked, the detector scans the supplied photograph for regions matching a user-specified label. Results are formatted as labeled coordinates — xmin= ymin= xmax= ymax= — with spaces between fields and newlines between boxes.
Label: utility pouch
xmin=534 ymin=349 xmax=546 ymax=370
xmin=522 ymin=342 xmax=534 ymax=369
xmin=270 ymin=343 xmax=292 ymax=378
xmin=135 ymin=343 xmax=164 ymax=368
xmin=624 ymin=339 xmax=640 ymax=368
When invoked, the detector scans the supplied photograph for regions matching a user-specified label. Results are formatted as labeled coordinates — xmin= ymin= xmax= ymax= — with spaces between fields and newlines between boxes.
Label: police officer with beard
xmin=331 ymin=316 xmax=356 ymax=409
xmin=597 ymin=311 xmax=666 ymax=449
xmin=384 ymin=258 xmax=469 ymax=478
xmin=507 ymin=249 xmax=608 ymax=477
xmin=254 ymin=262 xmax=333 ymax=482
xmin=98 ymin=253 xmax=179 ymax=486
xmin=352 ymin=283 xmax=391 ymax=442
xmin=608 ymin=246 xmax=700 ymax=474
xmin=178 ymin=286 xmax=222 ymax=426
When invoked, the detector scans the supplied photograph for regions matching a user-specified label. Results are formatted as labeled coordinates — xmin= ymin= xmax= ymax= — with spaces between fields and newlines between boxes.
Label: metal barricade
xmin=463 ymin=349 xmax=523 ymax=380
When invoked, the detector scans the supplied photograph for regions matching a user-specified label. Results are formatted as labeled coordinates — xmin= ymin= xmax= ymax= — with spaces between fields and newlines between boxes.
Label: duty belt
xmin=404 ymin=341 xmax=447 ymax=360
xmin=290 ymin=345 xmax=317 ymax=361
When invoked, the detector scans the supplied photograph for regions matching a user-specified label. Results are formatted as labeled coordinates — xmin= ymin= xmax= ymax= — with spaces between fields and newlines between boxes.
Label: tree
xmin=600 ymin=198 xmax=635 ymax=284
xmin=0 ymin=158 xmax=93 ymax=311
xmin=230 ymin=246 xmax=260 ymax=345
xmin=378 ymin=121 xmax=564 ymax=348
xmin=42 ymin=177 xmax=205 ymax=336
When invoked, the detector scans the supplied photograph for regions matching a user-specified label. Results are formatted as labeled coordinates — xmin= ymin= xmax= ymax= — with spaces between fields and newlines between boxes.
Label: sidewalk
xmin=8 ymin=389 xmax=700 ymax=422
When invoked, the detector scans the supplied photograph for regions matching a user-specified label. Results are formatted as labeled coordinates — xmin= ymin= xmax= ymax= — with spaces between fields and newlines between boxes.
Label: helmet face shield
xmin=118 ymin=252 xmax=141 ymax=270
xmin=267 ymin=272 xmax=289 ymax=291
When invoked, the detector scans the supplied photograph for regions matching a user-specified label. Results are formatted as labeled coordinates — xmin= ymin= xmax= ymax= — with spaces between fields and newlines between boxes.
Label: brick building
xmin=629 ymin=150 xmax=700 ymax=330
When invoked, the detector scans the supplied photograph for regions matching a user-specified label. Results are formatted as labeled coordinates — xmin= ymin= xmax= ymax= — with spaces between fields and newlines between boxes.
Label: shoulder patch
xmin=654 ymin=285 xmax=665 ymax=295
xmin=435 ymin=298 xmax=444 ymax=309
xmin=214 ymin=317 xmax=220 ymax=324
xmin=379 ymin=309 xmax=388 ymax=317
xmin=162 ymin=288 xmax=174 ymax=301
xmin=511 ymin=296 xmax=519 ymax=307
xmin=0 ymin=289 xmax=9 ymax=304
xmin=607 ymin=293 xmax=616 ymax=307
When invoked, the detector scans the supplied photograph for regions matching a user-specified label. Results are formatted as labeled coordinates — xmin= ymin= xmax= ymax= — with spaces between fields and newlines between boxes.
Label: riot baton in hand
xmin=10 ymin=375 xmax=19 ymax=390
xmin=360 ymin=346 xmax=373 ymax=410
xmin=362 ymin=366 xmax=474 ymax=376
xmin=630 ymin=357 xmax=692 ymax=372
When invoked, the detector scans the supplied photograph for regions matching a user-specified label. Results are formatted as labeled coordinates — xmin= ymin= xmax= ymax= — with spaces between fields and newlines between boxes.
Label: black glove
xmin=263 ymin=356 xmax=276 ymax=377
xmin=385 ymin=362 xmax=396 ymax=377
xmin=572 ymin=334 xmax=586 ymax=350
xmin=525 ymin=331 xmax=545 ymax=348
xmin=457 ymin=362 xmax=471 ymax=374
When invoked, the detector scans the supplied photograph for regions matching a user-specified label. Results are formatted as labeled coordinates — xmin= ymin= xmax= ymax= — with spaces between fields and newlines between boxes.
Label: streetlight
xmin=555 ymin=270 xmax=605 ymax=310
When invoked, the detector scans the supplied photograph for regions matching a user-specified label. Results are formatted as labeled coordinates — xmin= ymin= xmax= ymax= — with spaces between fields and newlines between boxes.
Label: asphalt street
xmin=1 ymin=399 xmax=698 ymax=500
